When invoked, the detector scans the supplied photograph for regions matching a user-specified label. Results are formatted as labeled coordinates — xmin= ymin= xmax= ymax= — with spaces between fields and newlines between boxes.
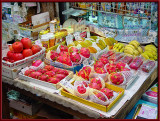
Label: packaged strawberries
xmin=141 ymin=60 xmax=156 ymax=73
xmin=101 ymin=50 xmax=115 ymax=58
xmin=119 ymin=55 xmax=133 ymax=65
xmin=129 ymin=56 xmax=144 ymax=70
xmin=108 ymin=53 xmax=124 ymax=63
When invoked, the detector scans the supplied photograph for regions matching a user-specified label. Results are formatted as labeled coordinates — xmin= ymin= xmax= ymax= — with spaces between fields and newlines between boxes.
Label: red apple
xmin=12 ymin=42 xmax=23 ymax=53
xmin=31 ymin=45 xmax=41 ymax=54
xmin=21 ymin=38 xmax=32 ymax=49
xmin=13 ymin=53 xmax=23 ymax=61
xmin=22 ymin=49 xmax=33 ymax=58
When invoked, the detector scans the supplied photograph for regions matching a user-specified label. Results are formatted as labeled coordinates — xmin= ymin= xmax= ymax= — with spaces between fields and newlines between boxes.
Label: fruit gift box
xmin=45 ymin=45 xmax=91 ymax=73
xmin=2 ymin=38 xmax=45 ymax=79
xmin=61 ymin=76 xmax=124 ymax=112
xmin=19 ymin=60 xmax=73 ymax=90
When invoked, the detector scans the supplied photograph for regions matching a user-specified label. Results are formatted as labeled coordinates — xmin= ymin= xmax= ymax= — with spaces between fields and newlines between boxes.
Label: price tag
xmin=66 ymin=34 xmax=73 ymax=46
xmin=74 ymin=32 xmax=81 ymax=41
xmin=87 ymin=31 xmax=91 ymax=38
xmin=59 ymin=79 xmax=74 ymax=94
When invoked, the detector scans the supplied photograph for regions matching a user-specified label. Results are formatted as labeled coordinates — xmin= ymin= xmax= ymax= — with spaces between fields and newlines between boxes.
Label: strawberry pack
xmin=141 ymin=60 xmax=156 ymax=73
xmin=129 ymin=56 xmax=144 ymax=70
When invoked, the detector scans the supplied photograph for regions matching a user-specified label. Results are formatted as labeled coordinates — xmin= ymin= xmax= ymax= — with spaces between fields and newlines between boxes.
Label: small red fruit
xmin=31 ymin=45 xmax=41 ymax=54
xmin=7 ymin=51 xmax=14 ymax=60
xmin=13 ymin=53 xmax=24 ymax=61
xmin=22 ymin=49 xmax=33 ymax=58
xmin=12 ymin=42 xmax=23 ymax=53
xmin=21 ymin=38 xmax=32 ymax=49
xmin=24 ymin=69 xmax=35 ymax=76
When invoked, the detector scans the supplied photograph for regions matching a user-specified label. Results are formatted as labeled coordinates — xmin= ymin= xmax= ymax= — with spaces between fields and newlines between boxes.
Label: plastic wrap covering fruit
xmin=109 ymin=72 xmax=126 ymax=86
xmin=108 ymin=53 xmax=124 ymax=63
xmin=74 ymin=81 xmax=90 ymax=99
xmin=100 ymin=50 xmax=115 ymax=59
xmin=119 ymin=55 xmax=133 ymax=65
xmin=89 ymin=77 xmax=105 ymax=90
xmin=77 ymin=65 xmax=92 ymax=80
xmin=141 ymin=60 xmax=156 ymax=73
xmin=89 ymin=89 xmax=110 ymax=106
xmin=129 ymin=56 xmax=144 ymax=70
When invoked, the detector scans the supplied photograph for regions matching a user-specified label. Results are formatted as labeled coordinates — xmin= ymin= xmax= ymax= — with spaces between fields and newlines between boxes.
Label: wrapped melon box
xmin=141 ymin=83 xmax=158 ymax=104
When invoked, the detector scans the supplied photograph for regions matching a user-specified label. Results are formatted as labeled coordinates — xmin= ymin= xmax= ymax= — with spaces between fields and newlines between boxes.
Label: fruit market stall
xmin=2 ymin=2 xmax=158 ymax=119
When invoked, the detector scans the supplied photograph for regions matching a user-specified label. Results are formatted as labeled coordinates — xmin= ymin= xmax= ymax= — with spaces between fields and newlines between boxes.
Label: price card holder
xmin=74 ymin=32 xmax=81 ymax=41
xmin=59 ymin=79 xmax=74 ymax=94
xmin=66 ymin=34 xmax=73 ymax=46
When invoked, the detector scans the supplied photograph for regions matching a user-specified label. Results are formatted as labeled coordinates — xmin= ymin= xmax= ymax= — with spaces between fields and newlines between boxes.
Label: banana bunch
xmin=141 ymin=44 xmax=157 ymax=60
xmin=124 ymin=40 xmax=143 ymax=56
xmin=113 ymin=43 xmax=125 ymax=52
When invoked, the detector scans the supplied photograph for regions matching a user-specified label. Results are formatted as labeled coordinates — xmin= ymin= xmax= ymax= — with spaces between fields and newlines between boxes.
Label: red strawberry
xmin=37 ymin=69 xmax=48 ymax=74
xmin=56 ymin=69 xmax=69 ymax=76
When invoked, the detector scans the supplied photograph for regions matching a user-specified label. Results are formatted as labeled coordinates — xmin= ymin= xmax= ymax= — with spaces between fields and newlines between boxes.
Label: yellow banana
xmin=137 ymin=46 xmax=143 ymax=54
xmin=144 ymin=51 xmax=154 ymax=58
xmin=124 ymin=49 xmax=134 ymax=55
xmin=119 ymin=48 xmax=124 ymax=52
xmin=141 ymin=53 xmax=149 ymax=60
xmin=149 ymin=58 xmax=155 ymax=61
xmin=153 ymin=55 xmax=157 ymax=60
xmin=133 ymin=50 xmax=139 ymax=56
xmin=129 ymin=40 xmax=140 ymax=46
xmin=125 ymin=44 xmax=135 ymax=50
xmin=124 ymin=46 xmax=134 ymax=52
xmin=145 ymin=46 xmax=157 ymax=52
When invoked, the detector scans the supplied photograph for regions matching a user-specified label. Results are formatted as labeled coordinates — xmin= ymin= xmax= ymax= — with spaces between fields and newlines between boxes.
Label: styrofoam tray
xmin=18 ymin=69 xmax=73 ymax=90
xmin=2 ymin=47 xmax=46 ymax=69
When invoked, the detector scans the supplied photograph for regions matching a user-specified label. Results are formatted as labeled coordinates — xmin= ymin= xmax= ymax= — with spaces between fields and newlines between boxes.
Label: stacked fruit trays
xmin=2 ymin=38 xmax=45 ymax=79
xmin=19 ymin=60 xmax=73 ymax=90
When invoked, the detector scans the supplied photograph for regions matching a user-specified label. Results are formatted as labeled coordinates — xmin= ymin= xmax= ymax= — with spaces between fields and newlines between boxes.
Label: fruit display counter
xmin=2 ymin=25 xmax=158 ymax=119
